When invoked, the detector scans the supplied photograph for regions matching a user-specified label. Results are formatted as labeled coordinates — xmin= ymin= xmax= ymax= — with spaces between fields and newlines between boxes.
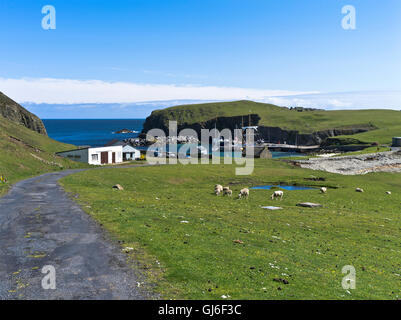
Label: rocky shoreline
xmin=296 ymin=150 xmax=401 ymax=175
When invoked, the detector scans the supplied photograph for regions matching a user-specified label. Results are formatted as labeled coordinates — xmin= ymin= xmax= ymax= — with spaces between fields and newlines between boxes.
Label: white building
xmin=122 ymin=145 xmax=141 ymax=161
xmin=56 ymin=146 xmax=123 ymax=165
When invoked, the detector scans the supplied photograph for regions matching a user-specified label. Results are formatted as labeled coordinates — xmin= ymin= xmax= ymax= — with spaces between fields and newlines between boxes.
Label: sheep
xmin=355 ymin=188 xmax=364 ymax=193
xmin=386 ymin=191 xmax=392 ymax=195
xmin=271 ymin=190 xmax=284 ymax=200
xmin=320 ymin=187 xmax=327 ymax=194
xmin=223 ymin=189 xmax=233 ymax=197
xmin=238 ymin=188 xmax=250 ymax=199
xmin=214 ymin=184 xmax=223 ymax=195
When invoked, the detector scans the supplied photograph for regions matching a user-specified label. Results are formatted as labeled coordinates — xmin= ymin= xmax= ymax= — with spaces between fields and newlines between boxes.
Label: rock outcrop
xmin=256 ymin=125 xmax=375 ymax=146
xmin=142 ymin=113 xmax=261 ymax=136
xmin=0 ymin=92 xmax=47 ymax=135
xmin=142 ymin=111 xmax=375 ymax=146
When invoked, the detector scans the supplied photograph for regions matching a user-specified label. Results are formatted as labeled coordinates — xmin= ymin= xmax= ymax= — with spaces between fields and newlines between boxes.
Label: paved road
xmin=0 ymin=170 xmax=149 ymax=299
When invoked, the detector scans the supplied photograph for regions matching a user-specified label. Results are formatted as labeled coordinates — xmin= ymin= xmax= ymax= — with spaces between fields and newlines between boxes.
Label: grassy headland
xmin=144 ymin=100 xmax=401 ymax=144
xmin=60 ymin=159 xmax=401 ymax=299
xmin=0 ymin=115 xmax=89 ymax=196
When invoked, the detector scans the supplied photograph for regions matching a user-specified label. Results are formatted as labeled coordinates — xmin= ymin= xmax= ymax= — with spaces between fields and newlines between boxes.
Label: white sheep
xmin=238 ymin=188 xmax=250 ymax=199
xmin=215 ymin=184 xmax=223 ymax=195
xmin=271 ymin=190 xmax=284 ymax=200
xmin=223 ymin=189 xmax=233 ymax=196
xmin=386 ymin=191 xmax=392 ymax=195
xmin=320 ymin=187 xmax=327 ymax=194
xmin=355 ymin=188 xmax=364 ymax=193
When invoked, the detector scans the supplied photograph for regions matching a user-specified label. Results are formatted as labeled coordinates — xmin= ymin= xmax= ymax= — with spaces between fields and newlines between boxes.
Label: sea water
xmin=43 ymin=119 xmax=304 ymax=158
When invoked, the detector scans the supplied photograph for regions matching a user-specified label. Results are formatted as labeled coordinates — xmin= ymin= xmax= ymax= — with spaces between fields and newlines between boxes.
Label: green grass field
xmin=0 ymin=115 xmax=89 ymax=196
xmin=146 ymin=100 xmax=401 ymax=144
xmin=60 ymin=159 xmax=401 ymax=300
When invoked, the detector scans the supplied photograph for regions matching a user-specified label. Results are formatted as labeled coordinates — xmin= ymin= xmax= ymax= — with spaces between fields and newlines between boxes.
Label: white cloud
xmin=0 ymin=77 xmax=314 ymax=104
xmin=258 ymin=91 xmax=401 ymax=110
xmin=2 ymin=77 xmax=399 ymax=112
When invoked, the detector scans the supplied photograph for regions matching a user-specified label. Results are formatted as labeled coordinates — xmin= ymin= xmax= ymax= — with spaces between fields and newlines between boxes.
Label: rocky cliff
xmin=142 ymin=111 xmax=375 ymax=146
xmin=256 ymin=125 xmax=375 ymax=146
xmin=0 ymin=92 xmax=47 ymax=135
xmin=142 ymin=113 xmax=261 ymax=135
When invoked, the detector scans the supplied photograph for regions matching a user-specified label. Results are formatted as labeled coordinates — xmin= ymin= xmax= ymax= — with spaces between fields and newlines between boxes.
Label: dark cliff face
xmin=0 ymin=92 xmax=47 ymax=135
xmin=142 ymin=113 xmax=261 ymax=136
xmin=256 ymin=125 xmax=375 ymax=146
xmin=142 ymin=111 xmax=376 ymax=146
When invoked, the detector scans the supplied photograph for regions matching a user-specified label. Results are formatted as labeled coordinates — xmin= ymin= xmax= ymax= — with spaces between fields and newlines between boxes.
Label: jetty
xmin=219 ymin=143 xmax=320 ymax=153
xmin=264 ymin=143 xmax=320 ymax=153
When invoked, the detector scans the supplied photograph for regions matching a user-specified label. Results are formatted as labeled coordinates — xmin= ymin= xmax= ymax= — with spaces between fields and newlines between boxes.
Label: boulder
xmin=261 ymin=206 xmax=283 ymax=210
xmin=296 ymin=202 xmax=322 ymax=208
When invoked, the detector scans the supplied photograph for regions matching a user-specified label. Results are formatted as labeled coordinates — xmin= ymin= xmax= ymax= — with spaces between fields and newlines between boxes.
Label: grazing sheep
xmin=223 ymin=189 xmax=233 ymax=196
xmin=215 ymin=184 xmax=223 ymax=195
xmin=355 ymin=188 xmax=364 ymax=193
xmin=271 ymin=190 xmax=284 ymax=200
xmin=238 ymin=188 xmax=250 ymax=199
xmin=320 ymin=187 xmax=327 ymax=194
xmin=386 ymin=191 xmax=392 ymax=195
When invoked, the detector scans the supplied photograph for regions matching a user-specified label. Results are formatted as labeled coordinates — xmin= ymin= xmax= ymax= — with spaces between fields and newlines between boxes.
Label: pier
xmin=264 ymin=143 xmax=320 ymax=153
xmin=219 ymin=143 xmax=320 ymax=153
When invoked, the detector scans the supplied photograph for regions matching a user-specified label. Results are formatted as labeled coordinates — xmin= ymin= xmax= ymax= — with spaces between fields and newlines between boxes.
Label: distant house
xmin=105 ymin=140 xmax=141 ymax=161
xmin=122 ymin=145 xmax=141 ymax=161
xmin=392 ymin=137 xmax=401 ymax=147
xmin=56 ymin=146 xmax=123 ymax=165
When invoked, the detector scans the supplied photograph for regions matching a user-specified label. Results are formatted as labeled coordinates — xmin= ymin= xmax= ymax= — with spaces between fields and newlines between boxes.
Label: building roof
xmin=104 ymin=139 xmax=126 ymax=147
xmin=122 ymin=145 xmax=140 ymax=152
xmin=56 ymin=147 xmax=89 ymax=154
xmin=56 ymin=145 xmax=123 ymax=155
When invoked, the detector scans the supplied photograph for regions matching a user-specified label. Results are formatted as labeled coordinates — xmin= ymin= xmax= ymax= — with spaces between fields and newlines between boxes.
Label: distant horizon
xmin=32 ymin=92 xmax=401 ymax=120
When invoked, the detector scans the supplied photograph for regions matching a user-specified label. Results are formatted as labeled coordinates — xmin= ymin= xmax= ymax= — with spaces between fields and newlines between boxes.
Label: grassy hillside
xmin=61 ymin=160 xmax=401 ymax=299
xmin=0 ymin=115 xmax=88 ymax=196
xmin=147 ymin=100 xmax=401 ymax=144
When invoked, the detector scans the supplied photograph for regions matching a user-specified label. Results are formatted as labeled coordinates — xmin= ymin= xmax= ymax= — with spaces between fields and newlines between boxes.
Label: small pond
xmin=251 ymin=185 xmax=316 ymax=191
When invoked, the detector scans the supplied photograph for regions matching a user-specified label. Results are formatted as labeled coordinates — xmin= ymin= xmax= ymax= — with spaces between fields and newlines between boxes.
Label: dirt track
xmin=0 ymin=170 xmax=150 ymax=300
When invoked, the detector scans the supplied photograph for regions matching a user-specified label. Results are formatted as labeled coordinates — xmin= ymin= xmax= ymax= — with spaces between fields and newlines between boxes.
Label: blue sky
xmin=0 ymin=0 xmax=400 ymax=117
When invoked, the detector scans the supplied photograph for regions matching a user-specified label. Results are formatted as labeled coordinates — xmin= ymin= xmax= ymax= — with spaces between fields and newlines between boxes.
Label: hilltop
xmin=142 ymin=100 xmax=401 ymax=145
xmin=0 ymin=91 xmax=47 ymax=135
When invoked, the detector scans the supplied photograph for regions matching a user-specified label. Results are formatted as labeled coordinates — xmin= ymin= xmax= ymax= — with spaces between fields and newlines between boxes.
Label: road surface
xmin=0 ymin=170 xmax=150 ymax=300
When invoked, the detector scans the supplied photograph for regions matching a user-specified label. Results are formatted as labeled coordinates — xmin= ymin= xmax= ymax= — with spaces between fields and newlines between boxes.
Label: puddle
xmin=251 ymin=185 xmax=316 ymax=191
